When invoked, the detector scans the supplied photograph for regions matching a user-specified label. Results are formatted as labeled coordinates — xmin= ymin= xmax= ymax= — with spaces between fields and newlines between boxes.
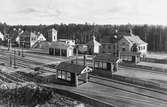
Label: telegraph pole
xmin=14 ymin=47 xmax=16 ymax=68
xmin=9 ymin=39 xmax=12 ymax=66
xmin=22 ymin=40 xmax=25 ymax=57
xmin=76 ymin=44 xmax=78 ymax=64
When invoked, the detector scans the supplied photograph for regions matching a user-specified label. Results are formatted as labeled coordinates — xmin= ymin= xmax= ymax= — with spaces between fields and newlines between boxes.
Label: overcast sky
xmin=0 ymin=0 xmax=167 ymax=25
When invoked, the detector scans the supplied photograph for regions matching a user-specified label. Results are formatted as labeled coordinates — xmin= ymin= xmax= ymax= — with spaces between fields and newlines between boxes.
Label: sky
xmin=0 ymin=0 xmax=167 ymax=25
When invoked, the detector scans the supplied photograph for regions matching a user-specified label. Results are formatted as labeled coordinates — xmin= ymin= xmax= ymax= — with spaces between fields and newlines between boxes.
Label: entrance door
xmin=107 ymin=63 xmax=111 ymax=70
xmin=132 ymin=56 xmax=136 ymax=63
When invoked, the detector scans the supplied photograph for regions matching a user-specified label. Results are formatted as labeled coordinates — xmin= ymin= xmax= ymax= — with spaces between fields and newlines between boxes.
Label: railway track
xmin=89 ymin=74 xmax=167 ymax=103
xmin=1 ymin=49 xmax=167 ymax=106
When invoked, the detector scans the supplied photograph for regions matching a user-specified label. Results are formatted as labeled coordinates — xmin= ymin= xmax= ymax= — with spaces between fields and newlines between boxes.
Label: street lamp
xmin=113 ymin=29 xmax=119 ymax=58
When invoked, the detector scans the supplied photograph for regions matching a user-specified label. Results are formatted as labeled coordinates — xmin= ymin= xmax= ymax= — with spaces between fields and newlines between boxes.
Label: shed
xmin=93 ymin=53 xmax=119 ymax=72
xmin=56 ymin=62 xmax=92 ymax=87
xmin=120 ymin=51 xmax=141 ymax=64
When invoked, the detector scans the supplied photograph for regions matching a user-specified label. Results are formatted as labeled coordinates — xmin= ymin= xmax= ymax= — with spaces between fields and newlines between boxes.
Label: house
xmin=56 ymin=62 xmax=92 ymax=87
xmin=93 ymin=53 xmax=120 ymax=72
xmin=49 ymin=41 xmax=74 ymax=57
xmin=0 ymin=32 xmax=4 ymax=41
xmin=19 ymin=31 xmax=46 ymax=48
xmin=87 ymin=36 xmax=101 ymax=54
xmin=118 ymin=30 xmax=148 ymax=57
xmin=31 ymin=32 xmax=46 ymax=48
xmin=100 ymin=36 xmax=119 ymax=56
xmin=48 ymin=28 xmax=57 ymax=42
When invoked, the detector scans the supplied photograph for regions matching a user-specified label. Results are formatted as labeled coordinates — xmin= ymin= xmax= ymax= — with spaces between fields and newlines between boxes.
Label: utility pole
xmin=22 ymin=40 xmax=25 ymax=57
xmin=76 ymin=44 xmax=78 ymax=64
xmin=14 ymin=47 xmax=16 ymax=68
xmin=9 ymin=39 xmax=12 ymax=66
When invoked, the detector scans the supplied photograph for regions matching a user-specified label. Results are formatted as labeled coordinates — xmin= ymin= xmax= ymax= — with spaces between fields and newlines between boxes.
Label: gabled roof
xmin=87 ymin=36 xmax=101 ymax=46
xmin=123 ymin=35 xmax=147 ymax=45
xmin=94 ymin=53 xmax=119 ymax=63
xmin=49 ymin=41 xmax=73 ymax=49
xmin=56 ymin=62 xmax=91 ymax=75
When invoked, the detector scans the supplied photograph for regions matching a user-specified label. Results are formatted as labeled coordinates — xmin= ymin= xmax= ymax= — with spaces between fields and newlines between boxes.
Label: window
xmin=121 ymin=42 xmax=125 ymax=45
xmin=62 ymin=71 xmax=66 ymax=79
xmin=113 ymin=45 xmax=115 ymax=49
xmin=108 ymin=45 xmax=111 ymax=49
xmin=103 ymin=63 xmax=107 ymax=69
xmin=99 ymin=62 xmax=103 ymax=68
xmin=95 ymin=62 xmax=99 ymax=68
xmin=122 ymin=48 xmax=125 ymax=51
xmin=57 ymin=70 xmax=61 ymax=78
xmin=67 ymin=72 xmax=71 ymax=81
xmin=143 ymin=46 xmax=145 ymax=50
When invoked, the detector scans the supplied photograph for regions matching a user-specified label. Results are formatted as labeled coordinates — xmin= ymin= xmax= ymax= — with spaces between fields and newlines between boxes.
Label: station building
xmin=49 ymin=41 xmax=74 ymax=57
xmin=56 ymin=62 xmax=92 ymax=87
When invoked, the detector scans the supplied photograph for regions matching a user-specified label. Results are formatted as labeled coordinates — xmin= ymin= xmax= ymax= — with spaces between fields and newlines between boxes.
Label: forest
xmin=0 ymin=22 xmax=167 ymax=51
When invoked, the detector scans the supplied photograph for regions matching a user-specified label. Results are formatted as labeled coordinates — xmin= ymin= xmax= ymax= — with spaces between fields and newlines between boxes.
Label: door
xmin=132 ymin=56 xmax=136 ymax=63
xmin=107 ymin=63 xmax=111 ymax=70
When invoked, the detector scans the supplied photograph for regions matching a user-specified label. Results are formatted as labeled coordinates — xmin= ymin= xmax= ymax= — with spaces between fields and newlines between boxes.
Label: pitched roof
xmin=87 ymin=38 xmax=101 ymax=46
xmin=123 ymin=35 xmax=147 ymax=45
xmin=94 ymin=53 xmax=119 ymax=62
xmin=49 ymin=41 xmax=73 ymax=49
xmin=56 ymin=62 xmax=87 ymax=75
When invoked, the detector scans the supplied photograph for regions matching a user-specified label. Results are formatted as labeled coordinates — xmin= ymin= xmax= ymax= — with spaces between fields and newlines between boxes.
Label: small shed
xmin=56 ymin=62 xmax=92 ymax=87
xmin=120 ymin=52 xmax=141 ymax=64
xmin=93 ymin=53 xmax=119 ymax=72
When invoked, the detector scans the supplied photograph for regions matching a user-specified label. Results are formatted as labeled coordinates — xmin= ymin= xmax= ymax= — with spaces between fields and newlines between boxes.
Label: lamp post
xmin=113 ymin=29 xmax=119 ymax=58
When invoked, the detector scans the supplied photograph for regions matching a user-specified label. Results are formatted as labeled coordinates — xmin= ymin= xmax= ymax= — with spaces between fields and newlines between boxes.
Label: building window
xmin=67 ymin=72 xmax=71 ymax=81
xmin=122 ymin=48 xmax=125 ymax=51
xmin=102 ymin=63 xmax=107 ymax=69
xmin=113 ymin=45 xmax=115 ymax=49
xmin=95 ymin=61 xmax=99 ymax=68
xmin=62 ymin=71 xmax=66 ymax=79
xmin=57 ymin=70 xmax=61 ymax=78
xmin=122 ymin=42 xmax=125 ymax=45
xmin=108 ymin=45 xmax=111 ymax=49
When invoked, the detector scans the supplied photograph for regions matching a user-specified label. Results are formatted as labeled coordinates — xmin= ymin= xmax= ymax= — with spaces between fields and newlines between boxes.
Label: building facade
xmin=56 ymin=62 xmax=92 ymax=87
xmin=0 ymin=32 xmax=4 ymax=41
xmin=87 ymin=36 xmax=101 ymax=54
xmin=19 ymin=31 xmax=46 ymax=48
xmin=118 ymin=34 xmax=148 ymax=57
xmin=48 ymin=28 xmax=57 ymax=42
xmin=93 ymin=53 xmax=119 ymax=72
xmin=49 ymin=41 xmax=74 ymax=57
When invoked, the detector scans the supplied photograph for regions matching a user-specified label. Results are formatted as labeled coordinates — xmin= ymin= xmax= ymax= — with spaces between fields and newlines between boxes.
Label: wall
xmin=118 ymin=37 xmax=131 ymax=53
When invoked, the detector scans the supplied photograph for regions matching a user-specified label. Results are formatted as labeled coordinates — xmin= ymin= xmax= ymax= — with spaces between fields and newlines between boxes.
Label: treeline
xmin=0 ymin=22 xmax=167 ymax=51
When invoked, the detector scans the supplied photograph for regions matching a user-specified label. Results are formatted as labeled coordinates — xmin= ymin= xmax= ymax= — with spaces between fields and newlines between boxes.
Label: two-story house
xmin=19 ymin=31 xmax=46 ymax=48
xmin=118 ymin=30 xmax=148 ymax=63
